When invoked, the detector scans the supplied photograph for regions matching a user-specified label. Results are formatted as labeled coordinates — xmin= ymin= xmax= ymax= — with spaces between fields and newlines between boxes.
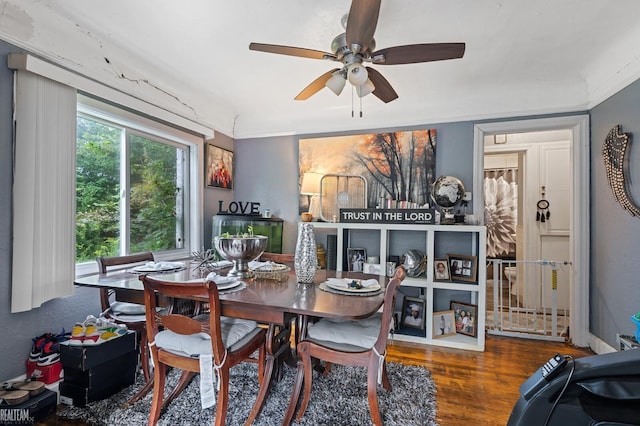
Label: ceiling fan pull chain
xmin=360 ymin=95 xmax=363 ymax=118
xmin=351 ymin=85 xmax=355 ymax=117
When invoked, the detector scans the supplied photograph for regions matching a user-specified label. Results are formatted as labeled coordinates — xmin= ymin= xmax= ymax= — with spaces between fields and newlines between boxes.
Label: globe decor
xmin=339 ymin=208 xmax=435 ymax=224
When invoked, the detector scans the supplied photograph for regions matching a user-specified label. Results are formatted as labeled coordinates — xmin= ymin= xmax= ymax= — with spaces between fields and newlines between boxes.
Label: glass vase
xmin=294 ymin=222 xmax=317 ymax=284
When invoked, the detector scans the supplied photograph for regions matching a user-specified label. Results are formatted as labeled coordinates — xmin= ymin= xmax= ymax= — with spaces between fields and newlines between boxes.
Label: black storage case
xmin=59 ymin=331 xmax=137 ymax=370
xmin=59 ymin=331 xmax=138 ymax=407
xmin=0 ymin=389 xmax=57 ymax=425
xmin=63 ymin=350 xmax=137 ymax=389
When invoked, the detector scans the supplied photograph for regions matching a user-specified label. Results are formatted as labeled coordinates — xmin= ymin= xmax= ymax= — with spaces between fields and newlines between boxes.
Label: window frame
xmin=75 ymin=95 xmax=203 ymax=276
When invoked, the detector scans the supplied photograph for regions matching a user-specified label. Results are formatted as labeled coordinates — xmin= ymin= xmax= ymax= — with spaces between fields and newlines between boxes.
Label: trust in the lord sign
xmin=340 ymin=209 xmax=435 ymax=224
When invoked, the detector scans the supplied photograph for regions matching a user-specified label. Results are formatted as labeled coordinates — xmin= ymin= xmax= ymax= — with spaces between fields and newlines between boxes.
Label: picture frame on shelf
xmin=433 ymin=310 xmax=456 ymax=338
xmin=206 ymin=144 xmax=233 ymax=189
xmin=450 ymin=301 xmax=478 ymax=337
xmin=433 ymin=258 xmax=451 ymax=282
xmin=347 ymin=247 xmax=367 ymax=272
xmin=401 ymin=296 xmax=425 ymax=330
xmin=363 ymin=263 xmax=383 ymax=275
xmin=447 ymin=253 xmax=478 ymax=283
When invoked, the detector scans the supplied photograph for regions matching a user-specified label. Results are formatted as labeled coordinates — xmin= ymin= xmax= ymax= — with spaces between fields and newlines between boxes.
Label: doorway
xmin=484 ymin=133 xmax=572 ymax=340
xmin=473 ymin=116 xmax=590 ymax=347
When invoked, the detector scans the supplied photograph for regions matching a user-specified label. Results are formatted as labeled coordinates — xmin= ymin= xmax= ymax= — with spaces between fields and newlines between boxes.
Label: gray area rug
xmin=58 ymin=361 xmax=437 ymax=425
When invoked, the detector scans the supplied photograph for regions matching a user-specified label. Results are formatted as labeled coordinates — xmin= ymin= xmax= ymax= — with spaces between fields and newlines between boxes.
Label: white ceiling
xmin=2 ymin=0 xmax=640 ymax=139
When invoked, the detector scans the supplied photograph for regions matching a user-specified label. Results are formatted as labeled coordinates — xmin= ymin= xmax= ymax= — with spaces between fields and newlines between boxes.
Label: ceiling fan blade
xmin=249 ymin=42 xmax=335 ymax=60
xmin=366 ymin=67 xmax=398 ymax=103
xmin=295 ymin=69 xmax=341 ymax=100
xmin=345 ymin=0 xmax=381 ymax=54
xmin=371 ymin=43 xmax=466 ymax=65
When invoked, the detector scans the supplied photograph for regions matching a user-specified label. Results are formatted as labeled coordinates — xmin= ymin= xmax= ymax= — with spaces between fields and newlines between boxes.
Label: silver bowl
xmin=214 ymin=235 xmax=268 ymax=278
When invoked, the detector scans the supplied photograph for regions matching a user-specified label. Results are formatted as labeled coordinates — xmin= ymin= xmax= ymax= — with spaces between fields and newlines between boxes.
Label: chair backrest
xmin=96 ymin=252 xmax=154 ymax=311
xmin=141 ymin=275 xmax=227 ymax=361
xmin=259 ymin=252 xmax=295 ymax=263
xmin=373 ymin=265 xmax=406 ymax=353
xmin=96 ymin=252 xmax=155 ymax=273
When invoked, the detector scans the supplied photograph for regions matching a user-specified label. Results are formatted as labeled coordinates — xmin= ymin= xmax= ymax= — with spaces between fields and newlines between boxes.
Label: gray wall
xmin=234 ymin=123 xmax=475 ymax=254
xmin=590 ymin=78 xmax=640 ymax=345
xmin=0 ymin=41 xmax=101 ymax=381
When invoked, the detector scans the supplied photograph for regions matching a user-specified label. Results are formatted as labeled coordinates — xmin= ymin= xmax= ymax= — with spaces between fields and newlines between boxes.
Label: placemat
xmin=319 ymin=281 xmax=383 ymax=297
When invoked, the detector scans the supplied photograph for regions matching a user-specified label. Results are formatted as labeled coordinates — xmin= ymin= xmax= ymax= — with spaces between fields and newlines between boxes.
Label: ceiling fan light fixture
xmin=347 ymin=63 xmax=368 ymax=86
xmin=356 ymin=78 xmax=375 ymax=98
xmin=326 ymin=72 xmax=346 ymax=95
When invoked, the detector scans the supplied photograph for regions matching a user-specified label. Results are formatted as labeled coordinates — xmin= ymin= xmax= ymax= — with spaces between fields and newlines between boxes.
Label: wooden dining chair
xmin=141 ymin=274 xmax=267 ymax=426
xmin=295 ymin=266 xmax=407 ymax=426
xmin=96 ymin=252 xmax=156 ymax=382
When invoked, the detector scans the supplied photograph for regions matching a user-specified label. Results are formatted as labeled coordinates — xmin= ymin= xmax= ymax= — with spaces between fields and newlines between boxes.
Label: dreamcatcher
xmin=536 ymin=186 xmax=550 ymax=222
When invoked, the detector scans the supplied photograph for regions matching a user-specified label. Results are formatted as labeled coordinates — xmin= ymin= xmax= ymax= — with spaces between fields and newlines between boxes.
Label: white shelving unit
xmin=312 ymin=222 xmax=487 ymax=351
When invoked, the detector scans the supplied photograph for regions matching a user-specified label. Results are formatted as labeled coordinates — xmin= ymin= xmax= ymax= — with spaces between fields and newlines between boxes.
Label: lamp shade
xmin=326 ymin=72 xmax=346 ymax=96
xmin=347 ymin=63 xmax=368 ymax=86
xmin=356 ymin=78 xmax=375 ymax=98
xmin=300 ymin=172 xmax=323 ymax=195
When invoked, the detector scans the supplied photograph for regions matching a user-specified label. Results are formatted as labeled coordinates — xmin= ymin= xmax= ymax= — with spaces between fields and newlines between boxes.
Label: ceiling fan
xmin=249 ymin=0 xmax=465 ymax=103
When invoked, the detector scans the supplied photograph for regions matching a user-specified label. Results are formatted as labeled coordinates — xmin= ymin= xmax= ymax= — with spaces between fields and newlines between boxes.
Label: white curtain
xmin=11 ymin=70 xmax=77 ymax=312
xmin=484 ymin=168 xmax=518 ymax=258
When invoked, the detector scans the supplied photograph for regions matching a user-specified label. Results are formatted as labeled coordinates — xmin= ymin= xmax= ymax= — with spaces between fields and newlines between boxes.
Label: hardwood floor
xmin=386 ymin=335 xmax=594 ymax=426
xmin=39 ymin=334 xmax=594 ymax=425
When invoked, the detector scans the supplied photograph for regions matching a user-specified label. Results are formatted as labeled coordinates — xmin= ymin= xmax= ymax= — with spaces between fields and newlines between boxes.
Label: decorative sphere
xmin=401 ymin=249 xmax=427 ymax=277
xmin=431 ymin=175 xmax=465 ymax=209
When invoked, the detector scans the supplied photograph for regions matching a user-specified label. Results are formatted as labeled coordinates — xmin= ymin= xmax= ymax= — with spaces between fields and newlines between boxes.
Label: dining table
xmin=73 ymin=260 xmax=389 ymax=425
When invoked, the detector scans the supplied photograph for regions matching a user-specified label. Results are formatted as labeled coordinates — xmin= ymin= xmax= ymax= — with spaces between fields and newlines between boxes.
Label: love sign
xmin=217 ymin=200 xmax=261 ymax=215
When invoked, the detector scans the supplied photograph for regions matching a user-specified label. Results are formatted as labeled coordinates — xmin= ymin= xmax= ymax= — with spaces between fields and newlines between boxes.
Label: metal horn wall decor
xmin=602 ymin=125 xmax=640 ymax=216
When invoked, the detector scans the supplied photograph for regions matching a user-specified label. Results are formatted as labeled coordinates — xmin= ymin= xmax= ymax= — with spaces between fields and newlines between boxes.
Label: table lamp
xmin=300 ymin=172 xmax=323 ymax=220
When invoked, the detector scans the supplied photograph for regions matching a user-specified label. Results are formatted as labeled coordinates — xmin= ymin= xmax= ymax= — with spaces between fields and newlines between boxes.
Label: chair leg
xmin=244 ymin=343 xmax=273 ymax=426
xmin=139 ymin=331 xmax=151 ymax=382
xmin=294 ymin=346 xmax=315 ymax=422
xmin=214 ymin=369 xmax=230 ymax=426
xmin=148 ymin=362 xmax=166 ymax=426
xmin=367 ymin=364 xmax=383 ymax=426
xmin=381 ymin=362 xmax=392 ymax=392
xmin=322 ymin=361 xmax=333 ymax=377
xmin=257 ymin=342 xmax=266 ymax=387
xmin=127 ymin=376 xmax=153 ymax=405
xmin=164 ymin=370 xmax=195 ymax=408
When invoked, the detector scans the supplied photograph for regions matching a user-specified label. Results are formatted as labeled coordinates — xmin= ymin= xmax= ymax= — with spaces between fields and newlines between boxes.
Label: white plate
xmin=326 ymin=280 xmax=381 ymax=293
xmin=131 ymin=262 xmax=185 ymax=273
xmin=215 ymin=279 xmax=242 ymax=290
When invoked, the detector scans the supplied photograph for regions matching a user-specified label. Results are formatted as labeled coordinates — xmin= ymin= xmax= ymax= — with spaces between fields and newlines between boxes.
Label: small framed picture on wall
xmin=206 ymin=144 xmax=233 ymax=189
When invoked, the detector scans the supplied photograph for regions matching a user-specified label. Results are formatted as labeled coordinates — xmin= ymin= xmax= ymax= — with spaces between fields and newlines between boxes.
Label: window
xmin=76 ymin=97 xmax=201 ymax=267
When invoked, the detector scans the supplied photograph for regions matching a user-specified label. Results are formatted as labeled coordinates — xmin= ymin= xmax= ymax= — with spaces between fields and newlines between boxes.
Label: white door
xmin=520 ymin=141 xmax=571 ymax=311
